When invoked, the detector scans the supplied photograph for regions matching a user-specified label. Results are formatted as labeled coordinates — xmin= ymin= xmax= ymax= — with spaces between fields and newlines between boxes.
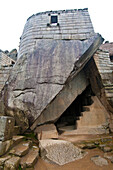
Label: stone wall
xmin=0 ymin=52 xmax=15 ymax=66
xmin=0 ymin=51 xmax=15 ymax=92
xmin=18 ymin=8 xmax=94 ymax=58
xmin=93 ymin=50 xmax=113 ymax=109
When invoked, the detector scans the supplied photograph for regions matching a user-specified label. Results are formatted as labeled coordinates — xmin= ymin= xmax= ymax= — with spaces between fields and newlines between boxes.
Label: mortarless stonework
xmin=18 ymin=9 xmax=95 ymax=58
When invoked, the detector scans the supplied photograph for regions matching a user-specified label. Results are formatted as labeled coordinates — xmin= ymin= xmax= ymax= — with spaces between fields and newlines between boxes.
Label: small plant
xmin=18 ymin=165 xmax=22 ymax=170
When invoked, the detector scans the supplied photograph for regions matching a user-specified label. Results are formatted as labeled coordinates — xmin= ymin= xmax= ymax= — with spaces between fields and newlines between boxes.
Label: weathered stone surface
xmin=39 ymin=139 xmax=87 ymax=165
xmin=13 ymin=126 xmax=21 ymax=135
xmin=91 ymin=155 xmax=108 ymax=166
xmin=0 ymin=155 xmax=11 ymax=166
xmin=101 ymin=146 xmax=112 ymax=152
xmin=8 ymin=49 xmax=17 ymax=61
xmin=75 ymin=96 xmax=109 ymax=134
xmin=0 ymin=116 xmax=15 ymax=141
xmin=100 ymin=42 xmax=113 ymax=56
xmin=1 ymin=33 xmax=103 ymax=131
xmin=10 ymin=141 xmax=31 ymax=157
xmin=0 ymin=140 xmax=13 ymax=156
xmin=109 ymin=115 xmax=113 ymax=133
xmin=20 ymin=146 xmax=39 ymax=168
xmin=12 ymin=136 xmax=25 ymax=146
xmin=4 ymin=156 xmax=20 ymax=170
xmin=93 ymin=49 xmax=113 ymax=112
xmin=6 ymin=109 xmax=29 ymax=133
xmin=104 ymin=152 xmax=113 ymax=163
xmin=18 ymin=9 xmax=94 ymax=58
xmin=35 ymin=124 xmax=58 ymax=140
xmin=32 ymin=70 xmax=89 ymax=129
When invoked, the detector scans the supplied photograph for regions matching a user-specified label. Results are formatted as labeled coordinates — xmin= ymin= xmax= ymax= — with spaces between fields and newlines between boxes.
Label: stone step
xmin=4 ymin=156 xmax=20 ymax=170
xmin=82 ymin=106 xmax=90 ymax=111
xmin=0 ymin=155 xmax=11 ymax=167
xmin=35 ymin=124 xmax=58 ymax=140
xmin=58 ymin=125 xmax=75 ymax=133
xmin=20 ymin=145 xmax=39 ymax=168
xmin=0 ymin=139 xmax=13 ymax=156
xmin=9 ymin=140 xmax=32 ymax=157
xmin=76 ymin=96 xmax=109 ymax=134
xmin=12 ymin=136 xmax=25 ymax=146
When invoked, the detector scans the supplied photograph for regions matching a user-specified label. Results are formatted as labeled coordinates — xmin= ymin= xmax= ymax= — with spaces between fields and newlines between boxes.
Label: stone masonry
xmin=0 ymin=51 xmax=16 ymax=92
xmin=93 ymin=50 xmax=113 ymax=109
xmin=18 ymin=8 xmax=94 ymax=58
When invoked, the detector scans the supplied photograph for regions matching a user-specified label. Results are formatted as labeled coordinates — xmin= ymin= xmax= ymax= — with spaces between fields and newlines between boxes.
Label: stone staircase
xmin=75 ymin=96 xmax=109 ymax=134
xmin=58 ymin=96 xmax=109 ymax=135
xmin=0 ymin=135 xmax=39 ymax=169
xmin=0 ymin=115 xmax=39 ymax=169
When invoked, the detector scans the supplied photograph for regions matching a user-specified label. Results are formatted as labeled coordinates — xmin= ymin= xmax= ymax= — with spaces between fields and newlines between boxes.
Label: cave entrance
xmin=55 ymin=85 xmax=93 ymax=132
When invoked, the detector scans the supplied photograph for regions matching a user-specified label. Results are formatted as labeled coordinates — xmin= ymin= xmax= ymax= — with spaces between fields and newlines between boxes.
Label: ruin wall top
xmin=18 ymin=8 xmax=95 ymax=58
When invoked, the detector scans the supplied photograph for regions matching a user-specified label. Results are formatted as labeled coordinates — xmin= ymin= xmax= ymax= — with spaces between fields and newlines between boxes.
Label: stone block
xmin=61 ymin=34 xmax=72 ymax=40
xmin=0 ymin=116 xmax=15 ymax=141
xmin=54 ymin=34 xmax=62 ymax=39
xmin=35 ymin=124 xmax=58 ymax=140
xmin=39 ymin=139 xmax=87 ymax=165
xmin=10 ymin=141 xmax=31 ymax=157
xmin=0 ymin=155 xmax=11 ymax=166
xmin=20 ymin=146 xmax=39 ymax=168
xmin=0 ymin=140 xmax=13 ymax=156
xmin=91 ymin=156 xmax=108 ymax=166
xmin=4 ymin=156 xmax=20 ymax=170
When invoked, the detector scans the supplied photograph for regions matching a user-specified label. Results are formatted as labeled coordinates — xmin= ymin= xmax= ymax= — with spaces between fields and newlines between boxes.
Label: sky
xmin=0 ymin=0 xmax=113 ymax=52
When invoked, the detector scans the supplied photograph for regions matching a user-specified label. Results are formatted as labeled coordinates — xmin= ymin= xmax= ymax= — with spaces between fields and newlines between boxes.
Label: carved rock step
xmin=10 ymin=140 xmax=32 ymax=157
xmin=12 ymin=136 xmax=25 ymax=146
xmin=58 ymin=125 xmax=75 ymax=133
xmin=76 ymin=96 xmax=109 ymax=131
xmin=35 ymin=124 xmax=58 ymax=140
xmin=0 ymin=155 xmax=11 ymax=166
xmin=0 ymin=139 xmax=13 ymax=156
xmin=20 ymin=145 xmax=39 ymax=168
xmin=4 ymin=156 xmax=20 ymax=170
xmin=82 ymin=106 xmax=90 ymax=111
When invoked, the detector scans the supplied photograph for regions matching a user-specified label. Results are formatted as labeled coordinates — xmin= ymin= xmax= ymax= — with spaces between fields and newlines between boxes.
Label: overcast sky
xmin=0 ymin=0 xmax=112 ymax=51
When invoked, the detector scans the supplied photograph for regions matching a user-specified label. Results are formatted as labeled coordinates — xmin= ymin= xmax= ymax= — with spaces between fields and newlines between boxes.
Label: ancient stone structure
xmin=0 ymin=51 xmax=16 ymax=92
xmin=0 ymin=8 xmax=113 ymax=170
xmin=0 ymin=8 xmax=113 ymax=136
xmin=18 ymin=8 xmax=95 ymax=58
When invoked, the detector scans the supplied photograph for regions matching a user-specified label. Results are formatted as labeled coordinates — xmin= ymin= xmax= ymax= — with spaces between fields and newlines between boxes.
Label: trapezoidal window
xmin=51 ymin=15 xmax=58 ymax=24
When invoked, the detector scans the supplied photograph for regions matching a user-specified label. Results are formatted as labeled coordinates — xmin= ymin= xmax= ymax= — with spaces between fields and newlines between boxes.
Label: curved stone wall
xmin=18 ymin=8 xmax=94 ymax=58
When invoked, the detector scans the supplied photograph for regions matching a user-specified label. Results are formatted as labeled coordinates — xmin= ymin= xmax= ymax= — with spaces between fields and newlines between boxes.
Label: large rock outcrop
xmin=0 ymin=9 xmax=104 ymax=131
xmin=2 ymin=34 xmax=103 ymax=130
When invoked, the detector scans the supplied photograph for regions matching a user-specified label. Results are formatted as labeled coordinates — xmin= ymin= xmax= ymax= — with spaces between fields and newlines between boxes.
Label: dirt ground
xmin=35 ymin=148 xmax=113 ymax=170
